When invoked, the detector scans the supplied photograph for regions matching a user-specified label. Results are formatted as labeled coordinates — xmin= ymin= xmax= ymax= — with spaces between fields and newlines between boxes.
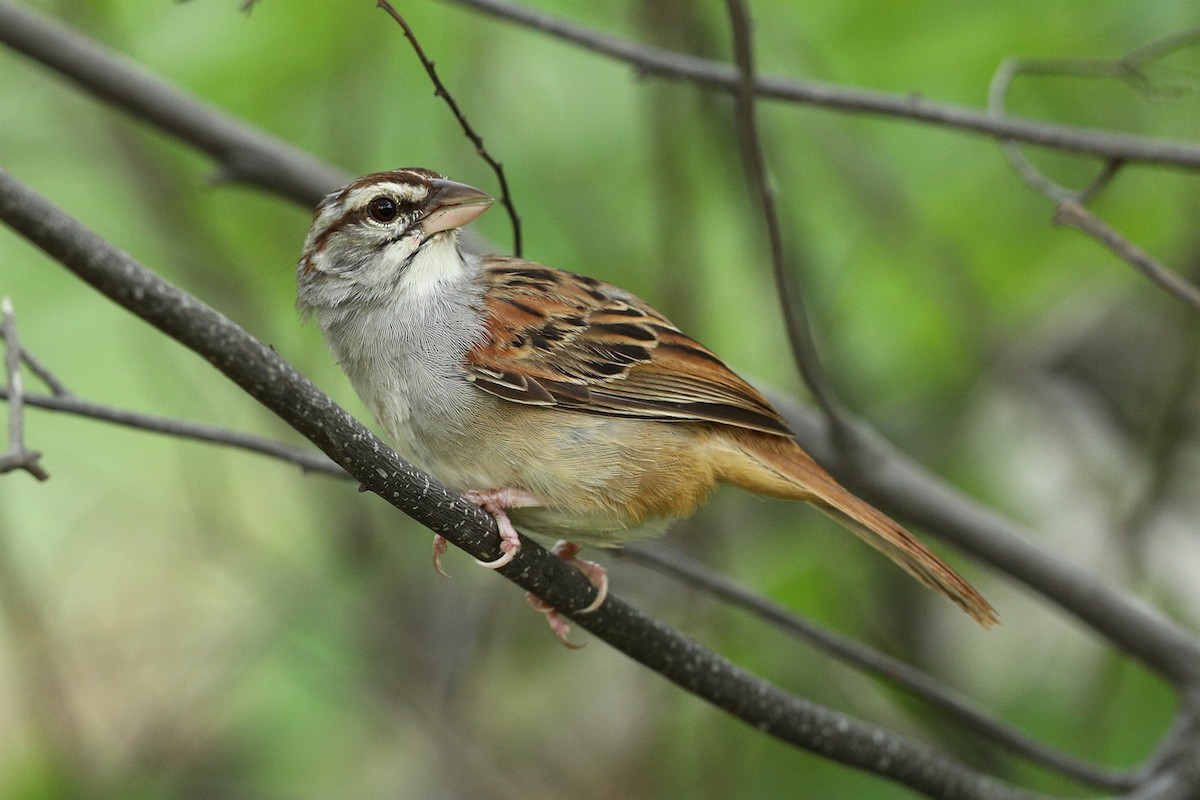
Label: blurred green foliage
xmin=1 ymin=1 xmax=1198 ymax=798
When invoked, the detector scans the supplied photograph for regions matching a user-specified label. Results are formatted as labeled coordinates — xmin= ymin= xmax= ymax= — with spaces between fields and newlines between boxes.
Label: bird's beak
xmin=421 ymin=179 xmax=494 ymax=235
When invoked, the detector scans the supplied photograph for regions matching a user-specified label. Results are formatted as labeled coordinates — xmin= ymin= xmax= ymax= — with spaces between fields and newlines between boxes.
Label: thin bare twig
xmin=0 ymin=387 xmax=344 ymax=477
xmin=0 ymin=298 xmax=49 ymax=480
xmin=377 ymin=0 xmax=523 ymax=257
xmin=995 ymin=29 xmax=1200 ymax=109
xmin=0 ymin=325 xmax=69 ymax=396
xmin=986 ymin=59 xmax=1128 ymax=203
xmin=1074 ymin=158 xmax=1125 ymax=205
xmin=723 ymin=0 xmax=849 ymax=442
xmin=983 ymin=28 xmax=1198 ymax=203
xmin=0 ymin=301 xmax=335 ymax=474
xmin=987 ymin=32 xmax=1200 ymax=314
xmin=1053 ymin=201 xmax=1200 ymax=312
xmin=19 ymin=350 xmax=68 ymax=396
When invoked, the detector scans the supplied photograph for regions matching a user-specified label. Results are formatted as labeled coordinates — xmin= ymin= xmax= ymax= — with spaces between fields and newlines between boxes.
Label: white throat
xmin=395 ymin=233 xmax=475 ymax=299
xmin=312 ymin=237 xmax=485 ymax=451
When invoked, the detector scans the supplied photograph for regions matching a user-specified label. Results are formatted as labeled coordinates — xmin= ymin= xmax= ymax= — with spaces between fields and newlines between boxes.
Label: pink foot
xmin=463 ymin=489 xmax=531 ymax=569
xmin=526 ymin=541 xmax=609 ymax=648
xmin=550 ymin=540 xmax=608 ymax=613
xmin=527 ymin=592 xmax=585 ymax=649
xmin=430 ymin=488 xmax=538 ymax=575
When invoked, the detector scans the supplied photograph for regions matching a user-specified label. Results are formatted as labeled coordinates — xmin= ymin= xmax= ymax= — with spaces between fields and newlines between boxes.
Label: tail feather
xmin=717 ymin=432 xmax=998 ymax=627
xmin=813 ymin=496 xmax=998 ymax=627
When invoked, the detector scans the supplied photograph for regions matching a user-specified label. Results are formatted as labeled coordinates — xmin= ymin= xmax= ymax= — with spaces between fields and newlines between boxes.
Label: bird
xmin=296 ymin=167 xmax=997 ymax=643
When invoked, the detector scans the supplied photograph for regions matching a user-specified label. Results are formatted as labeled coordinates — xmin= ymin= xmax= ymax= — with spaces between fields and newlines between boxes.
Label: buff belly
xmin=395 ymin=394 xmax=721 ymax=546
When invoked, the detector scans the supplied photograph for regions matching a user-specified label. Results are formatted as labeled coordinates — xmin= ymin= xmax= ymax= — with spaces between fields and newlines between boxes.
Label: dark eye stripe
xmin=310 ymin=204 xmax=362 ymax=254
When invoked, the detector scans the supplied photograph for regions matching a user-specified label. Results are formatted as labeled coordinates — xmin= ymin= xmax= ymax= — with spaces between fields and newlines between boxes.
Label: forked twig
xmin=989 ymin=31 xmax=1200 ymax=313
xmin=377 ymin=0 xmax=522 ymax=257
xmin=987 ymin=57 xmax=1127 ymax=203
xmin=17 ymin=349 xmax=68 ymax=396
xmin=0 ymin=297 xmax=49 ymax=480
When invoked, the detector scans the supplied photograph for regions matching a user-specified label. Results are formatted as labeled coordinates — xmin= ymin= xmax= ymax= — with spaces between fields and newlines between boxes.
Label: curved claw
xmin=432 ymin=534 xmax=452 ymax=578
xmin=578 ymin=570 xmax=608 ymax=614
xmin=550 ymin=540 xmax=608 ymax=614
xmin=527 ymin=592 xmax=586 ymax=649
xmin=462 ymin=489 xmax=525 ymax=570
xmin=475 ymin=546 xmax=517 ymax=570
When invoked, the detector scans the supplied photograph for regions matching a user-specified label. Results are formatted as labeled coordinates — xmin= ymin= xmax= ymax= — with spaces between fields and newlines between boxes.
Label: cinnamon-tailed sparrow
xmin=297 ymin=168 xmax=997 ymax=641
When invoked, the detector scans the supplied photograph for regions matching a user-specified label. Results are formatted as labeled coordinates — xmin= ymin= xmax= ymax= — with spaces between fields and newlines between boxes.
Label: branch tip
xmin=377 ymin=0 xmax=523 ymax=257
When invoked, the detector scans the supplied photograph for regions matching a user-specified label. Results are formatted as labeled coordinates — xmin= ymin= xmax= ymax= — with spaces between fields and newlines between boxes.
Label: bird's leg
xmin=432 ymin=491 xmax=608 ymax=648
xmin=432 ymin=487 xmax=540 ymax=575
xmin=549 ymin=540 xmax=608 ymax=613
xmin=524 ymin=540 xmax=609 ymax=648
xmin=527 ymin=592 xmax=585 ymax=649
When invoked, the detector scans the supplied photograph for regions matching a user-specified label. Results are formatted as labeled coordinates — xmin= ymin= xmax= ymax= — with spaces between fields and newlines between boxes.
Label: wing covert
xmin=465 ymin=257 xmax=792 ymax=437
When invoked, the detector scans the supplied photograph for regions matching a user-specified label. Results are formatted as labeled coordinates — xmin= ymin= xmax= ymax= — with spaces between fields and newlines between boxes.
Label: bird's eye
xmin=367 ymin=196 xmax=399 ymax=223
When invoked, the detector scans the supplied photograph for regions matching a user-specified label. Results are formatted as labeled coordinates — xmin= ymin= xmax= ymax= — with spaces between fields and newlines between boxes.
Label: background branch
xmin=443 ymin=0 xmax=1200 ymax=171
xmin=987 ymin=33 xmax=1200 ymax=312
xmin=1053 ymin=201 xmax=1200 ymax=313
xmin=0 ymin=3 xmax=344 ymax=206
xmin=619 ymin=544 xmax=1135 ymax=792
xmin=5 ymin=0 xmax=1200 ymax=216
xmin=723 ymin=0 xmax=849 ymax=441
xmin=769 ymin=390 xmax=1200 ymax=688
xmin=0 ymin=386 xmax=343 ymax=477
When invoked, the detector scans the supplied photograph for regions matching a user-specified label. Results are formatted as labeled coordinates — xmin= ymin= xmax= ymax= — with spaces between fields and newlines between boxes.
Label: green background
xmin=1 ymin=1 xmax=1197 ymax=797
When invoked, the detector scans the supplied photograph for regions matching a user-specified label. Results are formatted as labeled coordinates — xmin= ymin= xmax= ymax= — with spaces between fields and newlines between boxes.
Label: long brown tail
xmin=715 ymin=432 xmax=998 ymax=627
